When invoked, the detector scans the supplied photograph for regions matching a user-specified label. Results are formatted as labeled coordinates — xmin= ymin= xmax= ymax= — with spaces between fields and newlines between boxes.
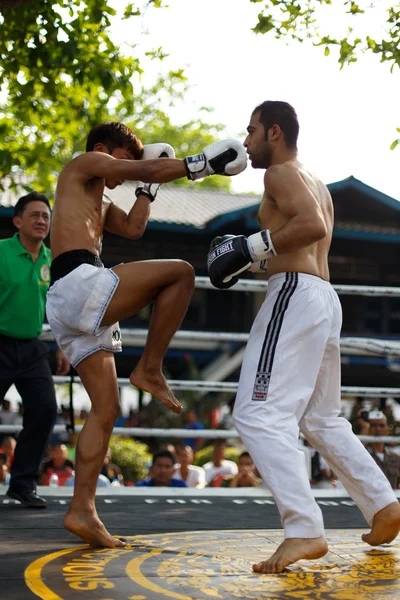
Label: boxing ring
xmin=2 ymin=277 xmax=400 ymax=599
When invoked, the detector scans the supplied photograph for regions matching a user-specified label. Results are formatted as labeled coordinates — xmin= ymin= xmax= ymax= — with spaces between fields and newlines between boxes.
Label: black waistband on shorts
xmin=50 ymin=249 xmax=104 ymax=287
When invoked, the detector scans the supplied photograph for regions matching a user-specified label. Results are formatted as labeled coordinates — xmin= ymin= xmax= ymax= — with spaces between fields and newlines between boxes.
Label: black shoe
xmin=6 ymin=488 xmax=47 ymax=509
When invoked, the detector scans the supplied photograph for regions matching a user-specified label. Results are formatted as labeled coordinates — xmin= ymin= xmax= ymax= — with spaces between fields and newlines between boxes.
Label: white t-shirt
xmin=0 ymin=411 xmax=16 ymax=425
xmin=203 ymin=460 xmax=238 ymax=485
xmin=173 ymin=464 xmax=206 ymax=488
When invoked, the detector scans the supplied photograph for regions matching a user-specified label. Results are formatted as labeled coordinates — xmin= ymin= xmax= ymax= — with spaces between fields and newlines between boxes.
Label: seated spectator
xmin=174 ymin=445 xmax=206 ymax=488
xmin=40 ymin=443 xmax=75 ymax=486
xmin=0 ymin=399 xmax=17 ymax=427
xmin=182 ymin=410 xmax=204 ymax=452
xmin=203 ymin=440 xmax=238 ymax=486
xmin=1 ymin=436 xmax=16 ymax=468
xmin=136 ymin=450 xmax=187 ymax=487
xmin=220 ymin=451 xmax=260 ymax=488
xmin=365 ymin=410 xmax=400 ymax=489
xmin=100 ymin=448 xmax=124 ymax=486
xmin=0 ymin=453 xmax=10 ymax=486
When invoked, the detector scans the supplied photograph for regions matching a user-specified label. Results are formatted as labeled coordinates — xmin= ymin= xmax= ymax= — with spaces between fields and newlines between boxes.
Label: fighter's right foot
xmin=64 ymin=511 xmax=126 ymax=548
xmin=130 ymin=367 xmax=182 ymax=414
xmin=362 ymin=502 xmax=400 ymax=546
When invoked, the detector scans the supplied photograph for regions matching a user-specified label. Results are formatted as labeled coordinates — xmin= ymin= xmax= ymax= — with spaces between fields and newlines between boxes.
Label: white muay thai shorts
xmin=46 ymin=252 xmax=122 ymax=368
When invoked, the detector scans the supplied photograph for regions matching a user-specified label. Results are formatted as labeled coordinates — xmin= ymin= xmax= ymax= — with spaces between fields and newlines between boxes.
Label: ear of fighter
xmin=135 ymin=139 xmax=248 ymax=203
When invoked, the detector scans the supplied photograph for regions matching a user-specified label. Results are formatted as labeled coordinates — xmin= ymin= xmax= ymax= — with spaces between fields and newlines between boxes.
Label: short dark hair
xmin=14 ymin=192 xmax=51 ymax=218
xmin=86 ymin=122 xmax=144 ymax=159
xmin=253 ymin=101 xmax=299 ymax=148
xmin=152 ymin=449 xmax=175 ymax=466
xmin=239 ymin=451 xmax=252 ymax=461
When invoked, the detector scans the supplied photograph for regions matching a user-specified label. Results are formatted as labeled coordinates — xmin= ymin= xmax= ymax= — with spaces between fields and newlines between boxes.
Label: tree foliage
xmin=0 ymin=0 xmax=230 ymax=194
xmin=251 ymin=0 xmax=400 ymax=147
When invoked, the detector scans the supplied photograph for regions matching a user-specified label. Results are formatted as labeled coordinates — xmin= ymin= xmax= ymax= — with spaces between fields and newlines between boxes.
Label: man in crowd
xmin=221 ymin=451 xmax=260 ymax=488
xmin=101 ymin=447 xmax=124 ymax=485
xmin=174 ymin=444 xmax=206 ymax=488
xmin=0 ymin=192 xmax=70 ymax=508
xmin=365 ymin=410 xmax=400 ymax=489
xmin=136 ymin=450 xmax=187 ymax=487
xmin=182 ymin=410 xmax=204 ymax=452
xmin=202 ymin=440 xmax=238 ymax=486
xmin=0 ymin=436 xmax=16 ymax=469
xmin=0 ymin=453 xmax=10 ymax=486
xmin=40 ymin=443 xmax=75 ymax=486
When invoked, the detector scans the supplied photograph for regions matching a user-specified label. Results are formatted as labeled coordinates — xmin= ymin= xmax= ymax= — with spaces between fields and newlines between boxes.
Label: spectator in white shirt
xmin=0 ymin=399 xmax=17 ymax=427
xmin=203 ymin=440 xmax=238 ymax=486
xmin=174 ymin=445 xmax=206 ymax=488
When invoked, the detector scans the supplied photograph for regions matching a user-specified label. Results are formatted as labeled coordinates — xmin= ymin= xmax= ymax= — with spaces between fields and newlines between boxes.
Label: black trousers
xmin=0 ymin=334 xmax=57 ymax=492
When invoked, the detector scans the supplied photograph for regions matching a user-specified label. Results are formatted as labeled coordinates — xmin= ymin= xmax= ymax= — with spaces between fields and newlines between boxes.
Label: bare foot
xmin=362 ymin=502 xmax=400 ymax=546
xmin=64 ymin=511 xmax=126 ymax=548
xmin=253 ymin=537 xmax=328 ymax=574
xmin=130 ymin=367 xmax=182 ymax=414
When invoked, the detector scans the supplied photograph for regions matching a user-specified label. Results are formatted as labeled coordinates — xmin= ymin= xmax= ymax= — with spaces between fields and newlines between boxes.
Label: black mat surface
xmin=0 ymin=495 xmax=368 ymax=599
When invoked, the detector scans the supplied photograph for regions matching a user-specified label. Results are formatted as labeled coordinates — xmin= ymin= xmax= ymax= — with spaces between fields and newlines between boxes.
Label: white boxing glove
xmin=142 ymin=143 xmax=175 ymax=161
xmin=185 ymin=139 xmax=247 ymax=181
xmin=136 ymin=143 xmax=176 ymax=202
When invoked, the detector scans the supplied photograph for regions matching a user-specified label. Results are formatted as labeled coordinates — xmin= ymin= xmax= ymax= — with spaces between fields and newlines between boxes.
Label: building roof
xmin=104 ymin=181 xmax=260 ymax=231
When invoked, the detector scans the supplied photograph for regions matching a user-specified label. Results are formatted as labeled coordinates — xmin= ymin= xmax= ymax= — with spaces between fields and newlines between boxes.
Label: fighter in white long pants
xmin=207 ymin=100 xmax=400 ymax=574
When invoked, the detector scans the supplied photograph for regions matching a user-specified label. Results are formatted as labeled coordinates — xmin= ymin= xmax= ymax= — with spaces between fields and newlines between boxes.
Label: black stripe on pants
xmin=252 ymin=273 xmax=298 ymax=401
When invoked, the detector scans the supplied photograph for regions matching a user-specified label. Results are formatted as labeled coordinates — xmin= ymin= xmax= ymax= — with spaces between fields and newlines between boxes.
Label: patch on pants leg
xmin=252 ymin=371 xmax=271 ymax=401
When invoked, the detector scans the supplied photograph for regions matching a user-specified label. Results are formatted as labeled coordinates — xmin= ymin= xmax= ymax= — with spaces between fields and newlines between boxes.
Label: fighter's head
xmin=86 ymin=122 xmax=144 ymax=189
xmin=244 ymin=101 xmax=299 ymax=169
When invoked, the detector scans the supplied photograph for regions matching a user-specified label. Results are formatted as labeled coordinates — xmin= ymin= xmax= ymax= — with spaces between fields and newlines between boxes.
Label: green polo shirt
xmin=0 ymin=233 xmax=51 ymax=339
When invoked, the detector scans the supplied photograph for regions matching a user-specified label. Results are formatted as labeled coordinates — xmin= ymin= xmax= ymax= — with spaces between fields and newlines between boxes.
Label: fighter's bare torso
xmin=260 ymin=160 xmax=333 ymax=281
xmin=51 ymin=150 xmax=131 ymax=260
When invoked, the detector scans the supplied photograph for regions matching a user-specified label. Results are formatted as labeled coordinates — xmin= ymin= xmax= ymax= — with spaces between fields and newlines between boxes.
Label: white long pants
xmin=233 ymin=272 xmax=397 ymax=538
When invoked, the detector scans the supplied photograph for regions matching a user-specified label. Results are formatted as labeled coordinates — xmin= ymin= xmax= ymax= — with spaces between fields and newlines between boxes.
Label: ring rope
xmin=40 ymin=326 xmax=400 ymax=357
xmin=0 ymin=423 xmax=397 ymax=444
xmin=195 ymin=276 xmax=400 ymax=296
xmin=50 ymin=375 xmax=400 ymax=397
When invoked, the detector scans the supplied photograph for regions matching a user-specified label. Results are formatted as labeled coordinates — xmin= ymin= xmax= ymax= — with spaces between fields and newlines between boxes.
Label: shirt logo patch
xmin=40 ymin=264 xmax=50 ymax=282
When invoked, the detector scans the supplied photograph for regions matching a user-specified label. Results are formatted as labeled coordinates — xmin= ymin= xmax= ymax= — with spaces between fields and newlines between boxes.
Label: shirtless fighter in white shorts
xmin=47 ymin=122 xmax=247 ymax=547
xmin=207 ymin=101 xmax=400 ymax=573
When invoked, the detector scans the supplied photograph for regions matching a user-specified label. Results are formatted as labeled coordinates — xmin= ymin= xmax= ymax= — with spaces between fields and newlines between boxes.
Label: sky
xmin=6 ymin=0 xmax=400 ymax=413
xmin=110 ymin=0 xmax=400 ymax=199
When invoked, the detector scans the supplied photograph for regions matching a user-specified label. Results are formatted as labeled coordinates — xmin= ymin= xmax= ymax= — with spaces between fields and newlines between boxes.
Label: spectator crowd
xmin=2 ymin=398 xmax=400 ymax=493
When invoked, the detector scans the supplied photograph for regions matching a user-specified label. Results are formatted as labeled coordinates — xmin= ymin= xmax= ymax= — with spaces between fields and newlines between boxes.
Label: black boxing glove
xmin=207 ymin=235 xmax=243 ymax=289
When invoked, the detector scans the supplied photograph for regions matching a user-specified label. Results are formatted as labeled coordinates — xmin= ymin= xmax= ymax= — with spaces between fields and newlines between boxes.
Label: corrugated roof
xmin=104 ymin=182 xmax=260 ymax=229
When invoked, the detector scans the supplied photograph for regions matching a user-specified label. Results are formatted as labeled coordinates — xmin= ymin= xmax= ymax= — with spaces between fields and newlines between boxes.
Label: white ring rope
xmin=195 ymin=276 xmax=400 ymax=297
xmin=40 ymin=327 xmax=400 ymax=357
xmin=0 ymin=423 xmax=397 ymax=444
xmin=50 ymin=375 xmax=400 ymax=398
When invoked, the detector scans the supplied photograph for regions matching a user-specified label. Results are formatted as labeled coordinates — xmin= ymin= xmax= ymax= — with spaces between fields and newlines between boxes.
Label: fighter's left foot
xmin=362 ymin=502 xmax=400 ymax=546
xmin=252 ymin=537 xmax=328 ymax=574
xmin=130 ymin=366 xmax=182 ymax=414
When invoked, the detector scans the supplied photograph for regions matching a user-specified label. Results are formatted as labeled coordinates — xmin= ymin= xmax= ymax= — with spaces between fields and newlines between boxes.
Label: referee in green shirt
xmin=0 ymin=192 xmax=69 ymax=508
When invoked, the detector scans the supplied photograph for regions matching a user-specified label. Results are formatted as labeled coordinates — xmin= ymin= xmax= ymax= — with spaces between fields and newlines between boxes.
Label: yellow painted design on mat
xmin=126 ymin=550 xmax=192 ymax=600
xmin=25 ymin=546 xmax=80 ymax=600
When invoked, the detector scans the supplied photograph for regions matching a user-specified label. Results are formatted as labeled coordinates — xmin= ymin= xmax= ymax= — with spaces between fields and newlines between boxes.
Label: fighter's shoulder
xmin=264 ymin=163 xmax=300 ymax=189
xmin=62 ymin=152 xmax=112 ymax=175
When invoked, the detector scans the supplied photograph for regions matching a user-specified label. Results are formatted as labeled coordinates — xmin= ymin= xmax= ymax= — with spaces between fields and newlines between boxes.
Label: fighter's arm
xmin=104 ymin=196 xmax=151 ymax=239
xmin=73 ymin=151 xmax=187 ymax=184
xmin=264 ymin=164 xmax=327 ymax=253
xmin=207 ymin=164 xmax=327 ymax=289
